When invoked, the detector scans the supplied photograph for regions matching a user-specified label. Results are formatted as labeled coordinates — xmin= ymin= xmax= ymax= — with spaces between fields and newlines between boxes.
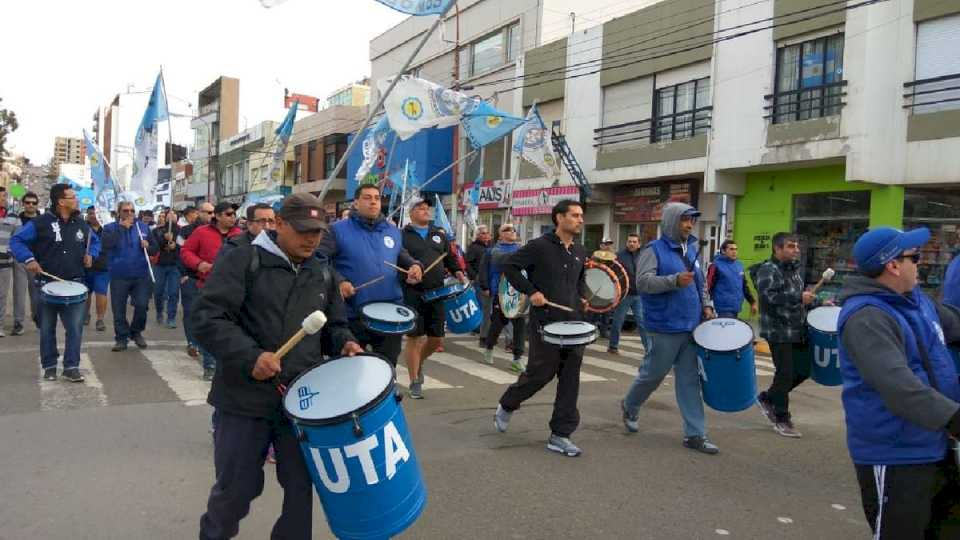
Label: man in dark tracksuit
xmin=400 ymin=199 xmax=465 ymax=399
xmin=195 ymin=193 xmax=362 ymax=540
xmin=754 ymin=232 xmax=821 ymax=438
xmin=494 ymin=200 xmax=588 ymax=458
xmin=839 ymin=227 xmax=960 ymax=539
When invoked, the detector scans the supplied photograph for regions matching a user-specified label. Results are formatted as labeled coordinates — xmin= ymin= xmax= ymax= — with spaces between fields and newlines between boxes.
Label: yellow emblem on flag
xmin=485 ymin=116 xmax=502 ymax=129
xmin=401 ymin=97 xmax=424 ymax=120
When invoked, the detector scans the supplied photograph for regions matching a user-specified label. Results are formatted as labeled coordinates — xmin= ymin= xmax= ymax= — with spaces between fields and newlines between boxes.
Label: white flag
xmin=379 ymin=75 xmax=478 ymax=140
xmin=513 ymin=104 xmax=560 ymax=179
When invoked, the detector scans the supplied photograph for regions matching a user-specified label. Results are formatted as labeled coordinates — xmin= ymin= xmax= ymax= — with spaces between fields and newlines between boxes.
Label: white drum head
xmin=361 ymin=302 xmax=415 ymax=323
xmin=284 ymin=355 xmax=393 ymax=421
xmin=543 ymin=321 xmax=597 ymax=336
xmin=42 ymin=281 xmax=88 ymax=296
xmin=693 ymin=318 xmax=754 ymax=352
xmin=807 ymin=306 xmax=841 ymax=333
xmin=584 ymin=268 xmax=617 ymax=303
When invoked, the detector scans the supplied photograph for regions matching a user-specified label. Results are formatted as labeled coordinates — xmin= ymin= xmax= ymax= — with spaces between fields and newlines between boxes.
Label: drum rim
xmin=692 ymin=317 xmax=755 ymax=352
xmin=424 ymin=282 xmax=468 ymax=300
xmin=360 ymin=301 xmax=416 ymax=323
xmin=283 ymin=352 xmax=397 ymax=427
xmin=806 ymin=305 xmax=841 ymax=333
xmin=607 ymin=259 xmax=631 ymax=299
xmin=542 ymin=321 xmax=598 ymax=338
xmin=42 ymin=281 xmax=88 ymax=294
xmin=582 ymin=261 xmax=622 ymax=314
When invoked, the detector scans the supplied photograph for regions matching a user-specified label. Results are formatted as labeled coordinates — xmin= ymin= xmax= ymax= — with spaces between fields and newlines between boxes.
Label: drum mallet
xmin=810 ymin=268 xmax=836 ymax=295
xmin=275 ymin=310 xmax=328 ymax=363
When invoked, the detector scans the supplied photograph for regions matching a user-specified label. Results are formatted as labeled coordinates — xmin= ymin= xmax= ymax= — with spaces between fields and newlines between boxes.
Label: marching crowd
xmin=9 ymin=181 xmax=960 ymax=538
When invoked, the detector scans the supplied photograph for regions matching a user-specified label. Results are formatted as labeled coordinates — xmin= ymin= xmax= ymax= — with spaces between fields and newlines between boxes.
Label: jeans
xmin=763 ymin=342 xmax=811 ymax=421
xmin=153 ymin=265 xmax=180 ymax=322
xmin=110 ymin=276 xmax=152 ymax=342
xmin=609 ymin=295 xmax=650 ymax=351
xmin=181 ymin=277 xmax=199 ymax=346
xmin=623 ymin=331 xmax=706 ymax=438
xmin=39 ymin=297 xmax=85 ymax=370
xmin=18 ymin=263 xmax=39 ymax=326
xmin=0 ymin=265 xmax=26 ymax=326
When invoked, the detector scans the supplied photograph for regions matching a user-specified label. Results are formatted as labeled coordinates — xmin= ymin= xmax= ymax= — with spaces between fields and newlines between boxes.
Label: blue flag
xmin=374 ymin=0 xmax=454 ymax=16
xmin=461 ymin=101 xmax=526 ymax=149
xmin=433 ymin=194 xmax=453 ymax=237
xmin=82 ymin=129 xmax=110 ymax=198
xmin=131 ymin=72 xmax=169 ymax=207
xmin=262 ymin=101 xmax=298 ymax=191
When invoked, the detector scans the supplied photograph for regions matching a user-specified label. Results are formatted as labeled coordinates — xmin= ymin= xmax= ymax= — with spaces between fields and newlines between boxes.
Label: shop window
xmin=458 ymin=22 xmax=520 ymax=80
xmin=772 ymin=34 xmax=845 ymax=123
xmin=793 ymin=191 xmax=870 ymax=297
xmin=653 ymin=77 xmax=712 ymax=142
xmin=904 ymin=188 xmax=960 ymax=299
xmin=909 ymin=14 xmax=960 ymax=114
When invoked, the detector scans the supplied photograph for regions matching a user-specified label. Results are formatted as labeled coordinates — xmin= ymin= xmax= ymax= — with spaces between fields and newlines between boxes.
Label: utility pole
xmin=570 ymin=12 xmax=576 ymax=34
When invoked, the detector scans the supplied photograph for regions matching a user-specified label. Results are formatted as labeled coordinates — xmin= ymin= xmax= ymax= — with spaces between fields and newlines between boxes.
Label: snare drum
xmin=498 ymin=270 xmax=529 ymax=319
xmin=283 ymin=354 xmax=426 ymax=540
xmin=582 ymin=261 xmax=621 ymax=313
xmin=40 ymin=280 xmax=89 ymax=305
xmin=360 ymin=302 xmax=416 ymax=335
xmin=807 ymin=306 xmax=842 ymax=387
xmin=422 ymin=277 xmax=468 ymax=303
xmin=693 ymin=318 xmax=757 ymax=413
xmin=541 ymin=321 xmax=598 ymax=348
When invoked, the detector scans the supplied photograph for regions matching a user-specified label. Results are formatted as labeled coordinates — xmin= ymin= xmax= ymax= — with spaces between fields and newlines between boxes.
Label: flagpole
xmin=160 ymin=67 xmax=175 ymax=209
xmin=387 ymin=148 xmax=478 ymax=221
xmin=316 ymin=0 xmax=456 ymax=204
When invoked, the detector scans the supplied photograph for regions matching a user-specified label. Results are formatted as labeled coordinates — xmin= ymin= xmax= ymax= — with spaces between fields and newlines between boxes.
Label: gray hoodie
xmin=634 ymin=202 xmax=712 ymax=308
xmin=839 ymin=275 xmax=960 ymax=431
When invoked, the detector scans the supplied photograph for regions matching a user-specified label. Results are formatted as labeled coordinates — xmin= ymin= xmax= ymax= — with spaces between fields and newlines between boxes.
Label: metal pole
xmin=316 ymin=1 xmax=456 ymax=204
xmin=387 ymin=148 xmax=478 ymax=221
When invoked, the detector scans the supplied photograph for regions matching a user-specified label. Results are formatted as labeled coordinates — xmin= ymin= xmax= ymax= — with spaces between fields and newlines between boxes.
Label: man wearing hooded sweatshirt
xmin=620 ymin=202 xmax=719 ymax=455
xmin=478 ymin=223 xmax=525 ymax=372
xmin=317 ymin=184 xmax=423 ymax=367
xmin=839 ymin=227 xmax=960 ymax=539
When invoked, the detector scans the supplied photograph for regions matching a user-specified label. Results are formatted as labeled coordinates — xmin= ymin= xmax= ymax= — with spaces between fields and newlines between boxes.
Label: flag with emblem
xmin=355 ymin=115 xmax=393 ymax=183
xmin=379 ymin=76 xmax=477 ymax=140
xmin=130 ymin=71 xmax=169 ymax=207
xmin=373 ymin=0 xmax=454 ymax=15
xmin=433 ymin=194 xmax=453 ymax=236
xmin=83 ymin=129 xmax=111 ymax=199
xmin=463 ymin=158 xmax=483 ymax=231
xmin=512 ymin=104 xmax=559 ymax=179
xmin=461 ymin=101 xmax=525 ymax=149
xmin=263 ymin=100 xmax=298 ymax=191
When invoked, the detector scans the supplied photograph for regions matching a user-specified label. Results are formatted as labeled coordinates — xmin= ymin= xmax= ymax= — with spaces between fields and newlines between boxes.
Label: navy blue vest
xmin=641 ymin=236 xmax=704 ymax=333
xmin=711 ymin=255 xmax=745 ymax=314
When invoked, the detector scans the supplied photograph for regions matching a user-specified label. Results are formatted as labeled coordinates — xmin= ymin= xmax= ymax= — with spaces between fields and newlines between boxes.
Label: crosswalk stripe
xmin=39 ymin=353 xmax=108 ymax=411
xmin=429 ymin=352 xmax=519 ymax=384
xmin=141 ymin=350 xmax=209 ymax=406
xmin=483 ymin=347 xmax=610 ymax=382
xmin=395 ymin=365 xmax=458 ymax=390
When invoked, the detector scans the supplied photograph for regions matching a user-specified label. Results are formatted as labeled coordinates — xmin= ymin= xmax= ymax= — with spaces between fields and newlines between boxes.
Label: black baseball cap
xmin=279 ymin=193 xmax=326 ymax=232
xmin=214 ymin=202 xmax=239 ymax=215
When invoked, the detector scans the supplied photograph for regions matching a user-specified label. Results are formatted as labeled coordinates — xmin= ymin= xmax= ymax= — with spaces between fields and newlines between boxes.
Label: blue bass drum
xmin=693 ymin=318 xmax=757 ymax=413
xmin=444 ymin=285 xmax=482 ymax=334
xmin=807 ymin=306 xmax=842 ymax=387
xmin=283 ymin=354 xmax=426 ymax=540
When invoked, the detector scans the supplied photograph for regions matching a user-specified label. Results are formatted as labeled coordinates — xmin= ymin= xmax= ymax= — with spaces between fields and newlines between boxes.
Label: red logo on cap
xmin=310 ymin=209 xmax=318 ymax=218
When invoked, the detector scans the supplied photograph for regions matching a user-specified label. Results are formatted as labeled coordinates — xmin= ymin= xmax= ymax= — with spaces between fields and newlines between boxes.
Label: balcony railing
xmin=593 ymin=107 xmax=712 ymax=149
xmin=764 ymin=80 xmax=847 ymax=124
xmin=903 ymin=73 xmax=960 ymax=114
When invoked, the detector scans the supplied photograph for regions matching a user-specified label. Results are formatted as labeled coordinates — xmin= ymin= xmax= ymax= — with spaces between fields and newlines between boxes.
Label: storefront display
xmin=793 ymin=191 xmax=870 ymax=301
xmin=903 ymin=188 xmax=960 ymax=300
xmin=612 ymin=179 xmax=698 ymax=249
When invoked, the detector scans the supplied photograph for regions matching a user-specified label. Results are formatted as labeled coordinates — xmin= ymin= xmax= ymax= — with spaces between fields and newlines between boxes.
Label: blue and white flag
xmin=512 ymin=104 xmax=560 ymax=179
xmin=130 ymin=72 xmax=169 ymax=208
xmin=374 ymin=0 xmax=454 ymax=16
xmin=463 ymin=158 xmax=483 ymax=231
xmin=355 ymin=115 xmax=393 ymax=183
xmin=263 ymin=101 xmax=298 ymax=191
xmin=462 ymin=101 xmax=525 ymax=149
xmin=82 ymin=129 xmax=111 ymax=198
xmin=433 ymin=194 xmax=453 ymax=237
xmin=380 ymin=76 xmax=478 ymax=140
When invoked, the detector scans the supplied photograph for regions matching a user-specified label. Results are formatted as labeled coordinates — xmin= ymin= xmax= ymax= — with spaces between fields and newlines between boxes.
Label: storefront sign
xmin=753 ymin=233 xmax=771 ymax=251
xmin=613 ymin=180 xmax=695 ymax=223
xmin=512 ymin=186 xmax=580 ymax=216
xmin=458 ymin=180 xmax=511 ymax=210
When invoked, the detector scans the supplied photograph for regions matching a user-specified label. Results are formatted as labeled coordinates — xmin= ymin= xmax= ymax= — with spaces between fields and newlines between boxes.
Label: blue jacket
xmin=839 ymin=287 xmax=960 ymax=465
xmin=641 ymin=236 xmax=705 ymax=333
xmin=101 ymin=221 xmax=158 ymax=279
xmin=485 ymin=242 xmax=520 ymax=294
xmin=318 ymin=213 xmax=417 ymax=319
xmin=710 ymin=255 xmax=746 ymax=314
xmin=944 ymin=252 xmax=960 ymax=308
xmin=10 ymin=211 xmax=100 ymax=283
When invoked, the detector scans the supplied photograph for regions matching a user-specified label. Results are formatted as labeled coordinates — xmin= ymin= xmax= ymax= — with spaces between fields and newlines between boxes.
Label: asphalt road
xmin=0 ymin=316 xmax=869 ymax=539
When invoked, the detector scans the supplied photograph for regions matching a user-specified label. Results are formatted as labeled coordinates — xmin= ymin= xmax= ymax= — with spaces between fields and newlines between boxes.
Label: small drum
xmin=422 ymin=277 xmax=467 ymax=303
xmin=807 ymin=306 xmax=842 ymax=386
xmin=40 ymin=280 xmax=89 ymax=305
xmin=592 ymin=250 xmax=630 ymax=298
xmin=693 ymin=318 xmax=757 ymax=413
xmin=361 ymin=302 xmax=416 ymax=335
xmin=284 ymin=354 xmax=426 ymax=540
xmin=582 ymin=261 xmax=621 ymax=313
xmin=541 ymin=321 xmax=598 ymax=347
xmin=498 ymin=270 xmax=529 ymax=319
xmin=444 ymin=285 xmax=483 ymax=334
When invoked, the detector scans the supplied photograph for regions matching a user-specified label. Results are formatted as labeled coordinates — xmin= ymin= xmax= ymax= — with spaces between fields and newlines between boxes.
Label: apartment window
xmin=465 ymin=134 xmax=512 ymax=181
xmin=653 ymin=78 xmax=711 ymax=142
xmin=911 ymin=14 xmax=960 ymax=114
xmin=459 ymin=22 xmax=521 ymax=80
xmin=773 ymin=34 xmax=844 ymax=123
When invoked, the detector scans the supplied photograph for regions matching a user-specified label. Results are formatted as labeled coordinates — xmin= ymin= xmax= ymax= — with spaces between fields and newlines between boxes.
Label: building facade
xmin=327 ymin=81 xmax=371 ymax=108
xmin=51 ymin=136 xmax=84 ymax=174
xmin=189 ymin=76 xmax=240 ymax=205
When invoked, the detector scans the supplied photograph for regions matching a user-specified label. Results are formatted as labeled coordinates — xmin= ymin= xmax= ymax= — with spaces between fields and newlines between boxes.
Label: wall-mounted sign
xmin=285 ymin=92 xmax=320 ymax=113
xmin=613 ymin=180 xmax=696 ymax=223
xmin=512 ymin=185 xmax=580 ymax=216
xmin=459 ymin=180 xmax=512 ymax=210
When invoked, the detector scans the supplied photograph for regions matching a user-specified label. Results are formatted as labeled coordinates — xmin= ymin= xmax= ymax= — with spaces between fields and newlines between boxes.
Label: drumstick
xmin=422 ymin=253 xmax=446 ymax=275
xmin=544 ymin=300 xmax=574 ymax=313
xmin=40 ymin=271 xmax=67 ymax=283
xmin=383 ymin=261 xmax=410 ymax=274
xmin=354 ymin=275 xmax=385 ymax=291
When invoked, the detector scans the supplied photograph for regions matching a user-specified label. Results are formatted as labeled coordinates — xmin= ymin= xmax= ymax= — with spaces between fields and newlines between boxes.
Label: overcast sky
xmin=4 ymin=0 xmax=408 ymax=163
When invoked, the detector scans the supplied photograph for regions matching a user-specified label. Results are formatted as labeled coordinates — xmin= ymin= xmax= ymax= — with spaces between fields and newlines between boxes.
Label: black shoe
xmin=43 ymin=368 xmax=57 ymax=381
xmin=203 ymin=368 xmax=215 ymax=381
xmin=112 ymin=341 xmax=128 ymax=352
xmin=61 ymin=368 xmax=85 ymax=383
xmin=12 ymin=322 xmax=24 ymax=336
xmin=683 ymin=436 xmax=720 ymax=455
xmin=133 ymin=335 xmax=148 ymax=349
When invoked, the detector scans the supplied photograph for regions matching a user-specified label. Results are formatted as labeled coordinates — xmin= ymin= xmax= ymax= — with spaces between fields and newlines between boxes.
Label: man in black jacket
xmin=151 ymin=208 xmax=180 ymax=328
xmin=401 ymin=199 xmax=466 ymax=399
xmin=217 ymin=203 xmax=275 ymax=261
xmin=195 ymin=193 xmax=362 ymax=540
xmin=494 ymin=199 xmax=588 ymax=457
xmin=466 ymin=225 xmax=491 ymax=342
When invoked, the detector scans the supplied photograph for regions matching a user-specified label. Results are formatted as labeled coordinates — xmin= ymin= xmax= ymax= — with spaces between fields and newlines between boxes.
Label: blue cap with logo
xmin=853 ymin=227 xmax=930 ymax=274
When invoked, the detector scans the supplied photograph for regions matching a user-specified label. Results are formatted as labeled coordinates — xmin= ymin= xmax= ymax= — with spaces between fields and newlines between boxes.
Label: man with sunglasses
xmin=839 ymin=227 xmax=960 ymax=539
xmin=216 ymin=203 xmax=275 ymax=262
xmin=12 ymin=192 xmax=41 ymax=333
xmin=181 ymin=201 xmax=242 ymax=381
xmin=478 ymin=223 xmax=526 ymax=372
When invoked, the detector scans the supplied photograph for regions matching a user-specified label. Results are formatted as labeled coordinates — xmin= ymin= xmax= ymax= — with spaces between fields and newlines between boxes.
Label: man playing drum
xmin=620 ymin=202 xmax=719 ymax=455
xmin=317 ymin=184 xmax=423 ymax=367
xmin=194 ymin=193 xmax=363 ymax=540
xmin=10 ymin=184 xmax=99 ymax=382
xmin=400 ymin=198 xmax=466 ymax=399
xmin=478 ymin=223 xmax=526 ymax=372
xmin=493 ymin=200 xmax=588 ymax=458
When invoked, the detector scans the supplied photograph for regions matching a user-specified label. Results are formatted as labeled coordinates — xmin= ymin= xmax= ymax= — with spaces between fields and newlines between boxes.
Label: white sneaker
xmin=494 ymin=404 xmax=512 ymax=432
